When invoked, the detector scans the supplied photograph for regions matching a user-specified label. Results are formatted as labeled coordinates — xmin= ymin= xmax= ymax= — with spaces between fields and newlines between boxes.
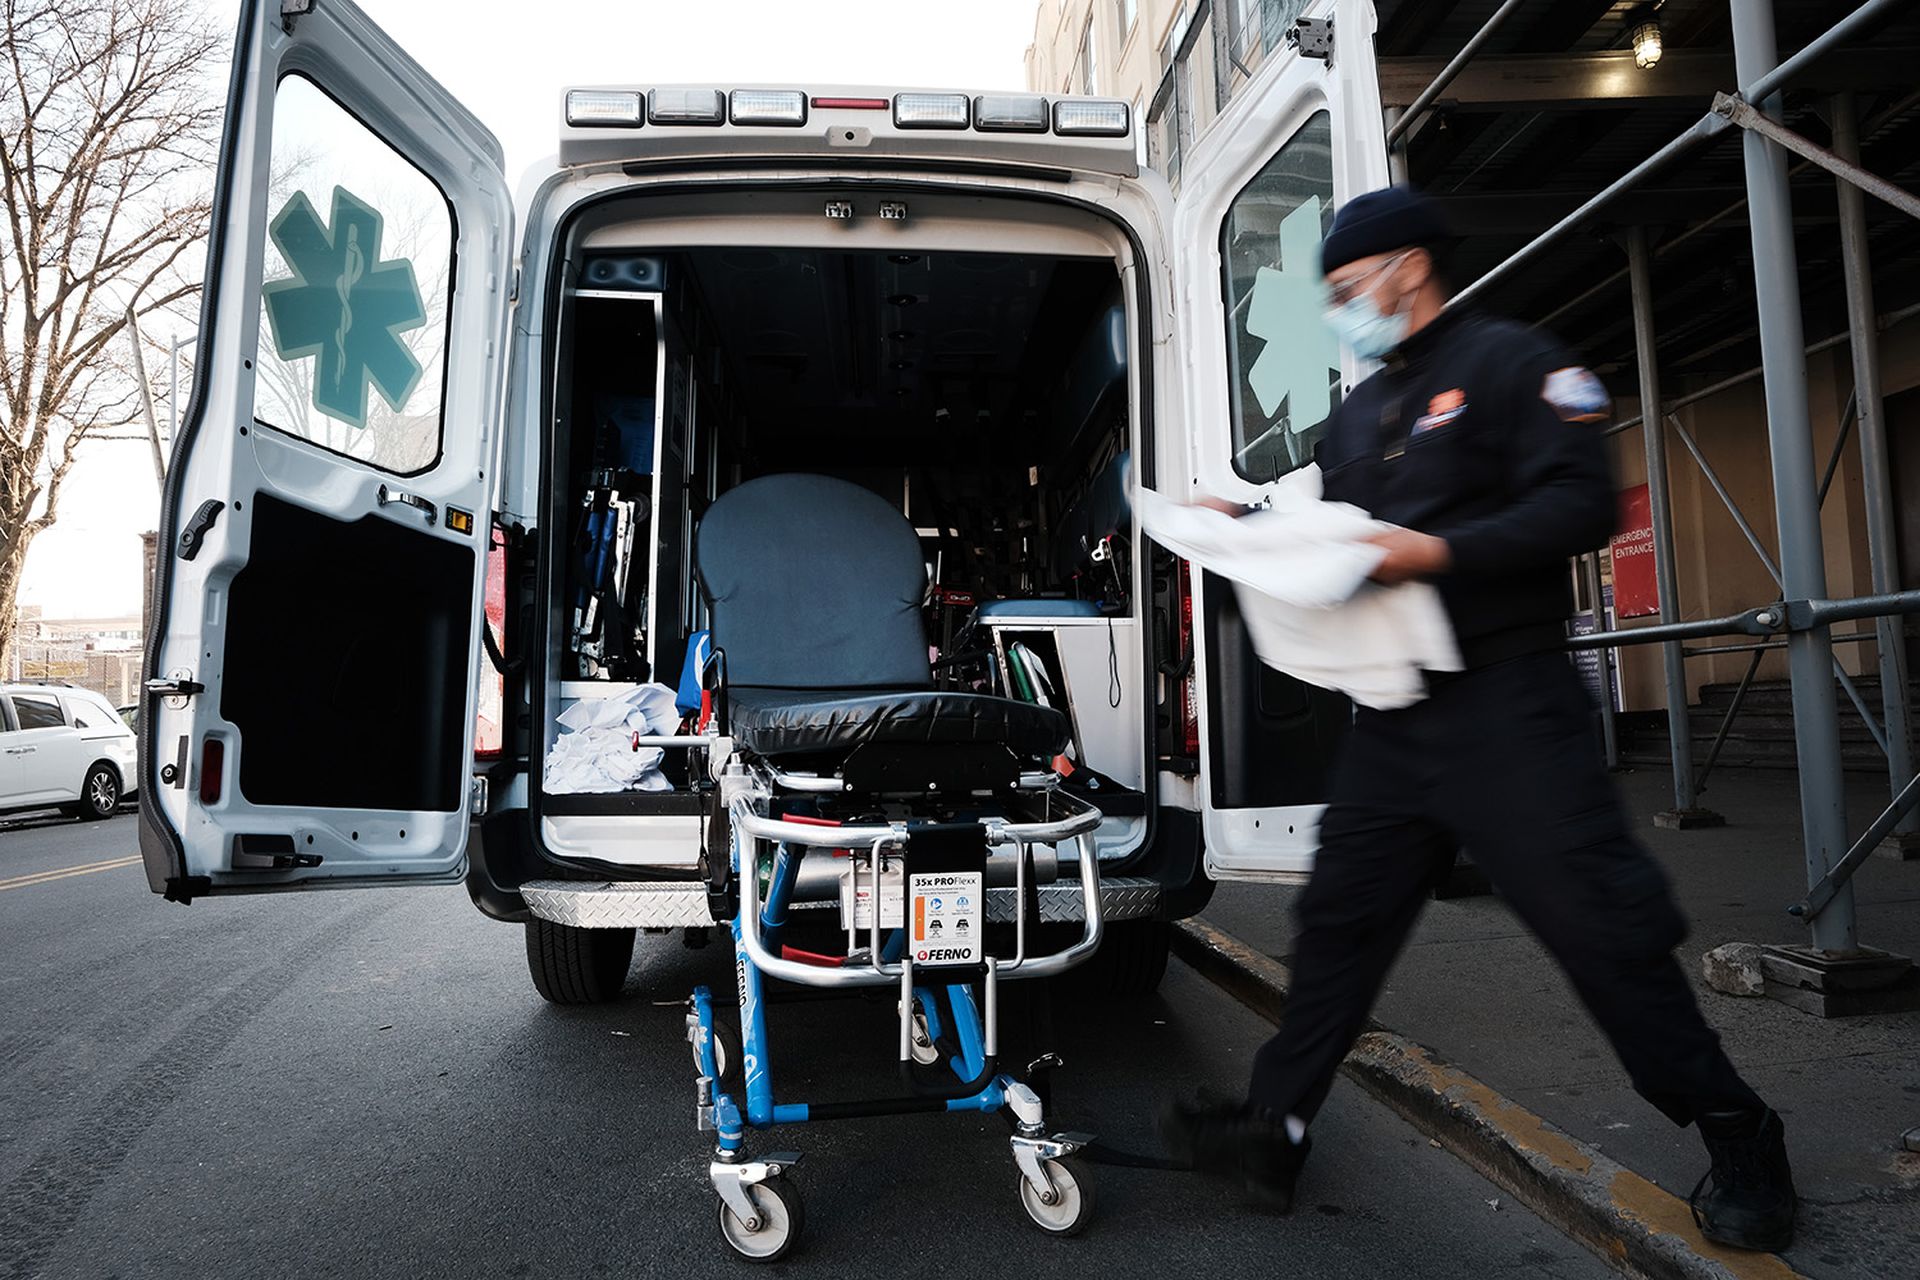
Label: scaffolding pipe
xmin=1459 ymin=0 xmax=1906 ymax=308
xmin=1669 ymin=414 xmax=1781 ymax=583
xmin=1626 ymin=227 xmax=1702 ymax=816
xmin=1539 ymin=87 xmax=1920 ymax=333
xmin=1791 ymin=770 xmax=1920 ymax=920
xmin=1385 ymin=0 xmax=1529 ymax=145
xmin=1816 ymin=389 xmax=1859 ymax=509
xmin=1696 ymin=649 xmax=1765 ymax=794
xmin=1582 ymin=552 xmax=1619 ymax=768
xmin=1605 ymin=303 xmax=1920 ymax=437
xmin=1833 ymin=90 xmax=1918 ymax=845
xmin=1733 ymin=0 xmax=1855 ymax=953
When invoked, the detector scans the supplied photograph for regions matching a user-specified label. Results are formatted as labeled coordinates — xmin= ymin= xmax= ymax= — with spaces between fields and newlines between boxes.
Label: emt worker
xmin=1160 ymin=187 xmax=1796 ymax=1253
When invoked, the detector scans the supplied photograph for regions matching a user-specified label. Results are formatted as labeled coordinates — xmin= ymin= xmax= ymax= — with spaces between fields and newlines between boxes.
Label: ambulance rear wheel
xmin=1067 ymin=920 xmax=1170 ymax=999
xmin=1018 ymin=1158 xmax=1094 ymax=1236
xmin=718 ymin=1176 xmax=804 ymax=1262
xmin=524 ymin=919 xmax=635 ymax=1005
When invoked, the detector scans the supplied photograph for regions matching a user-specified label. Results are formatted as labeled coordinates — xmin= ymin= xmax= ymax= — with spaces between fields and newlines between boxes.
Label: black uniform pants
xmin=1249 ymin=651 xmax=1764 ymax=1129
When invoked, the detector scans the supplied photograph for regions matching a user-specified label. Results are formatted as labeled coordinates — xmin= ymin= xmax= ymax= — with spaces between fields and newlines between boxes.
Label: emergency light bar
xmin=1053 ymin=99 xmax=1130 ymax=137
xmin=974 ymin=93 xmax=1049 ymax=133
xmin=558 ymin=85 xmax=1139 ymax=177
xmin=730 ymin=89 xmax=808 ymax=126
xmin=566 ymin=89 xmax=643 ymax=127
xmin=649 ymin=88 xmax=726 ymax=125
xmin=892 ymin=92 xmax=970 ymax=130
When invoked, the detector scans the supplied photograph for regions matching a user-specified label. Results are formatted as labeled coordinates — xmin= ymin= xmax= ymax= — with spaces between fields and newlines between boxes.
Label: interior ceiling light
xmin=890 ymin=330 xmax=915 ymax=342
xmin=1631 ymin=9 xmax=1664 ymax=69
xmin=888 ymin=293 xmax=919 ymax=306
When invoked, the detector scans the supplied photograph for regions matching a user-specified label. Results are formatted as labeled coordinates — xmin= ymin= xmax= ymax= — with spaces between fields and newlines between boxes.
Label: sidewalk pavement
xmin=1193 ymin=765 xmax=1920 ymax=1280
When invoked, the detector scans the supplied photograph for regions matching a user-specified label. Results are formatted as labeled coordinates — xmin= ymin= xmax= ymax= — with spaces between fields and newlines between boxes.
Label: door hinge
xmin=471 ymin=774 xmax=489 ymax=818
xmin=1290 ymin=16 xmax=1334 ymax=62
xmin=282 ymin=0 xmax=315 ymax=34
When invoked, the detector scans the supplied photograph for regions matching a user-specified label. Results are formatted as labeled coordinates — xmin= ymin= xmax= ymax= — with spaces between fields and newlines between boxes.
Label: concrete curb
xmin=1171 ymin=918 xmax=1806 ymax=1280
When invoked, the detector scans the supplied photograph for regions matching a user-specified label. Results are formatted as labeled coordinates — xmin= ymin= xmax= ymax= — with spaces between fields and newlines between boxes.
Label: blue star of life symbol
xmin=261 ymin=186 xmax=427 ymax=429
xmin=1244 ymin=194 xmax=1339 ymax=433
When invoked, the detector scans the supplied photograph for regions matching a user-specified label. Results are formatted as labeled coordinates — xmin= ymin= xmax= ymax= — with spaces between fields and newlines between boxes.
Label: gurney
xmin=682 ymin=474 xmax=1107 ymax=1260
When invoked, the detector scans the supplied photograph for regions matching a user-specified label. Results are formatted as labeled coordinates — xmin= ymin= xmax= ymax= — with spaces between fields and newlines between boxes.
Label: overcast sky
xmin=20 ymin=0 xmax=1042 ymax=620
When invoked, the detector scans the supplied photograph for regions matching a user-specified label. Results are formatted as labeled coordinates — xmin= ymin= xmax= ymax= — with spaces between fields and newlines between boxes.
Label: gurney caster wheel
xmin=1018 ymin=1158 xmax=1094 ymax=1237
xmin=691 ymin=1017 xmax=744 ymax=1093
xmin=718 ymin=1175 xmax=804 ymax=1263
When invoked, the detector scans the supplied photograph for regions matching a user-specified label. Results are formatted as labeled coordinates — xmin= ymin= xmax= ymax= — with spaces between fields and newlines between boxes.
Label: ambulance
xmin=139 ymin=0 xmax=1392 ymax=1005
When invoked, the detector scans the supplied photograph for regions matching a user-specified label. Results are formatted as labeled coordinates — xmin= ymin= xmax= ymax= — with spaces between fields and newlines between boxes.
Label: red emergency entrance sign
xmin=1611 ymin=483 xmax=1660 ymax=619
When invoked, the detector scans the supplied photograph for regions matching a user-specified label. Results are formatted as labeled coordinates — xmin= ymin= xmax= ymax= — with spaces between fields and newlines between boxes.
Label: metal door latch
xmin=377 ymin=484 xmax=438 ymax=525
xmin=1290 ymin=16 xmax=1334 ymax=61
xmin=145 ymin=673 xmax=204 ymax=700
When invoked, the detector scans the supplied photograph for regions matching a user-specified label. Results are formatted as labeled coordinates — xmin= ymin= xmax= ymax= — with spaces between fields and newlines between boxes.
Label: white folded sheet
xmin=1135 ymin=466 xmax=1462 ymax=710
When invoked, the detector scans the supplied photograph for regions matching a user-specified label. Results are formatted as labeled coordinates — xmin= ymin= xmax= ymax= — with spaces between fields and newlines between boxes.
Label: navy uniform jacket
xmin=1315 ymin=306 xmax=1617 ymax=665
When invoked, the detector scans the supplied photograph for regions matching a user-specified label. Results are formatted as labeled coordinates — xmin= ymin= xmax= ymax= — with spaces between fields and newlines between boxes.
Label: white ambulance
xmin=139 ymin=0 xmax=1392 ymax=1003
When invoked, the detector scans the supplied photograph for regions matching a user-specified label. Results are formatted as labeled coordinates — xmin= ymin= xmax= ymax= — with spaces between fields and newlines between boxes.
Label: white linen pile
xmin=1134 ymin=465 xmax=1462 ymax=710
xmin=543 ymin=682 xmax=682 ymax=793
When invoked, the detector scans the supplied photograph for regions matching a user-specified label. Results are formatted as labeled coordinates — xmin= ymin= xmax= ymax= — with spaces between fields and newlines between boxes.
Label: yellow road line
xmin=0 ymin=854 xmax=143 ymax=892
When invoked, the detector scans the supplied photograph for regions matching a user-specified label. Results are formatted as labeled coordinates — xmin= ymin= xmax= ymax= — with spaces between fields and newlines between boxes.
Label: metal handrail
xmin=729 ymin=793 xmax=1106 ymax=990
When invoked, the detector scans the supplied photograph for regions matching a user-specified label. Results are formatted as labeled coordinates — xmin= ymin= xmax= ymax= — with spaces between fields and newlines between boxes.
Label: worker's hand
xmin=1365 ymin=528 xmax=1452 ymax=584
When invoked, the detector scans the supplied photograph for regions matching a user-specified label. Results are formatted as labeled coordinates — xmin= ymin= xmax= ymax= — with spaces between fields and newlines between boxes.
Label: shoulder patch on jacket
xmin=1540 ymin=366 xmax=1610 ymax=423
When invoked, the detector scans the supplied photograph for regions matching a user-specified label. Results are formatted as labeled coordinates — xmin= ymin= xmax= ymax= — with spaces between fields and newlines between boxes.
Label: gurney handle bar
xmin=732 ymin=812 xmax=1106 ymax=990
xmin=732 ymin=793 xmax=1104 ymax=851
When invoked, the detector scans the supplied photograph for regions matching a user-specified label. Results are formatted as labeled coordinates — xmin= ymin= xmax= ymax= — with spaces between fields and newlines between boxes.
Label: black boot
xmin=1157 ymin=1095 xmax=1311 ymax=1213
xmin=1690 ymin=1108 xmax=1796 ymax=1252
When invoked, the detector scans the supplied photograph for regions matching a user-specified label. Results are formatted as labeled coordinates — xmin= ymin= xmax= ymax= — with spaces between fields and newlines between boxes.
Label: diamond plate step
xmin=519 ymin=875 xmax=1162 ymax=929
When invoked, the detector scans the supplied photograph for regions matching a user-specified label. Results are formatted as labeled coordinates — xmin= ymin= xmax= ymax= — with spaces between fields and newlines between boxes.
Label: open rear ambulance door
xmin=1167 ymin=0 xmax=1390 ymax=881
xmin=139 ymin=0 xmax=513 ymax=900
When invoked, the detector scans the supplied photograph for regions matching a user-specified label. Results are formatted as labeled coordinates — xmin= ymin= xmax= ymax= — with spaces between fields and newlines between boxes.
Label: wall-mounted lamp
xmin=1631 ymin=9 xmax=1664 ymax=69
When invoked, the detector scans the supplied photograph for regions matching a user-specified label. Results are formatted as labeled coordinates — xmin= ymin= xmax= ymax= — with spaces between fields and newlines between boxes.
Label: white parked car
xmin=1 ymin=683 xmax=138 ymax=820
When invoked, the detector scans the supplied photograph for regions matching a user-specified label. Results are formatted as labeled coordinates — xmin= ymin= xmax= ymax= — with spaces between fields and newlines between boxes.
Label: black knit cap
xmin=1318 ymin=185 xmax=1450 ymax=277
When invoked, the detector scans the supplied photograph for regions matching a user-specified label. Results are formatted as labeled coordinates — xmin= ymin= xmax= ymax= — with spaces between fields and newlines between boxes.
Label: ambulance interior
xmin=535 ymin=235 xmax=1155 ymax=863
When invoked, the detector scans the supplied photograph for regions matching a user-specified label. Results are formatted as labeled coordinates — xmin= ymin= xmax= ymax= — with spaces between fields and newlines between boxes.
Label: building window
xmin=1119 ymin=0 xmax=1138 ymax=39
xmin=1081 ymin=16 xmax=1099 ymax=95
xmin=1162 ymin=3 xmax=1191 ymax=70
xmin=1219 ymin=110 xmax=1339 ymax=483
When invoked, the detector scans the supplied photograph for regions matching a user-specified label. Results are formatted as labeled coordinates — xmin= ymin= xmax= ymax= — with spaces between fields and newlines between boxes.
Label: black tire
xmin=1078 ymin=920 xmax=1172 ymax=999
xmin=80 ymin=763 xmax=120 ymax=820
xmin=524 ymin=918 xmax=636 ymax=1005
xmin=717 ymin=1175 xmax=804 ymax=1263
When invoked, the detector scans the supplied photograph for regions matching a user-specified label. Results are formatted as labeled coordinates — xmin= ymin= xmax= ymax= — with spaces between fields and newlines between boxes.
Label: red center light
xmin=811 ymin=96 xmax=888 ymax=110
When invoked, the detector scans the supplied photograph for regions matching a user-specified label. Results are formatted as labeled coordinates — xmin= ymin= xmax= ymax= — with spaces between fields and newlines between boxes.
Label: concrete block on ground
xmin=1655 ymin=807 xmax=1726 ymax=830
xmin=1702 ymin=942 xmax=1767 ymax=997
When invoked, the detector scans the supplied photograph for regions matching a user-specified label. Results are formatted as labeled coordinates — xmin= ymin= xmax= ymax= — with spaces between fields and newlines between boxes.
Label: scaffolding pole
xmin=1582 ymin=552 xmax=1619 ymax=769
xmin=1832 ymin=90 xmax=1918 ymax=855
xmin=1625 ymin=227 xmax=1713 ymax=823
xmin=1732 ymin=0 xmax=1854 ymax=953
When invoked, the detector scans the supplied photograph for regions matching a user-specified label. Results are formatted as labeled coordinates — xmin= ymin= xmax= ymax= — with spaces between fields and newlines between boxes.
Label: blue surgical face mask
xmin=1323 ymin=293 xmax=1410 ymax=360
xmin=1322 ymin=253 xmax=1415 ymax=359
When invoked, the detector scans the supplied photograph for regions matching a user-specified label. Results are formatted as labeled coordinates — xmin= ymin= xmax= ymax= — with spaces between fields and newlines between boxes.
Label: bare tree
xmin=0 ymin=0 xmax=223 ymax=670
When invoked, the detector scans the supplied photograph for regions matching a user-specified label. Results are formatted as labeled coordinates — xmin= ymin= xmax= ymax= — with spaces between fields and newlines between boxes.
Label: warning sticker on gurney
xmin=840 ymin=857 xmax=904 ymax=930
xmin=909 ymin=871 xmax=984 ymax=966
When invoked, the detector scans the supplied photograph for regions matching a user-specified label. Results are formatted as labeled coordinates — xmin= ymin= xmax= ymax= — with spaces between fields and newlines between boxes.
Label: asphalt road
xmin=1 ymin=813 xmax=1614 ymax=1279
